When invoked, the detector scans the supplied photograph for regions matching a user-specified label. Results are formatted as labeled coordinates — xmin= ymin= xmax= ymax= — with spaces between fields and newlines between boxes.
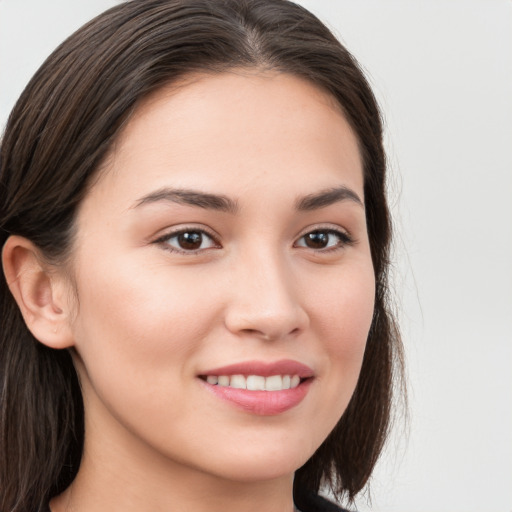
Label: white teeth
xmin=246 ymin=375 xmax=265 ymax=391
xmin=230 ymin=375 xmax=246 ymax=389
xmin=205 ymin=374 xmax=302 ymax=391
xmin=265 ymin=375 xmax=283 ymax=391
xmin=218 ymin=375 xmax=230 ymax=387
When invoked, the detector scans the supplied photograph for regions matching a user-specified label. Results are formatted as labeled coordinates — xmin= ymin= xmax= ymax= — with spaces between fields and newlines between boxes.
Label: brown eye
xmin=295 ymin=229 xmax=352 ymax=251
xmin=177 ymin=232 xmax=203 ymax=250
xmin=303 ymin=231 xmax=330 ymax=249
xmin=162 ymin=229 xmax=218 ymax=252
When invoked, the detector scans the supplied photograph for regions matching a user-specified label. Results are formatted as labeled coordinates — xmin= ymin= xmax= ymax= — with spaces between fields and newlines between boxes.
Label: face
xmin=65 ymin=71 xmax=375 ymax=484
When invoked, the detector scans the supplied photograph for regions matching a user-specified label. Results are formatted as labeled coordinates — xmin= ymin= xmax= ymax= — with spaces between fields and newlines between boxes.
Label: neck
xmin=52 ymin=474 xmax=296 ymax=512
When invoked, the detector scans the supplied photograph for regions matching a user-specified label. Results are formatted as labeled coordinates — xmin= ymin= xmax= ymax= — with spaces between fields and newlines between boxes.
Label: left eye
xmin=295 ymin=229 xmax=351 ymax=250
xmin=162 ymin=230 xmax=218 ymax=252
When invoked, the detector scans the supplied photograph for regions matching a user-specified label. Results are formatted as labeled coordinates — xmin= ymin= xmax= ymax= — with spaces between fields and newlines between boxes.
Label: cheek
xmin=307 ymin=260 xmax=375 ymax=394
xmin=70 ymin=253 xmax=220 ymax=383
xmin=68 ymin=253 xmax=228 ymax=448
xmin=312 ymin=260 xmax=375 ymax=345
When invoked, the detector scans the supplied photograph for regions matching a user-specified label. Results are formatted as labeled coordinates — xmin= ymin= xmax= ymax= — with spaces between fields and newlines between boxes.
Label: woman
xmin=0 ymin=1 xmax=403 ymax=511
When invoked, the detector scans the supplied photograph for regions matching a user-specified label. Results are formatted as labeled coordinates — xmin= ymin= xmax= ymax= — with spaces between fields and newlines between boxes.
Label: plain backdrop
xmin=1 ymin=2 xmax=511 ymax=512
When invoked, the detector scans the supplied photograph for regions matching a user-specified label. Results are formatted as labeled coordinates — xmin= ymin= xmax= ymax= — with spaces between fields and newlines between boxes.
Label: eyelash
xmin=153 ymin=226 xmax=354 ymax=255
xmin=153 ymin=226 xmax=220 ymax=255
xmin=294 ymin=228 xmax=355 ymax=252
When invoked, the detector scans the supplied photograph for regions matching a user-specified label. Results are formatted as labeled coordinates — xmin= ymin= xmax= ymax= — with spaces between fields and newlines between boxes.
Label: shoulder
xmin=296 ymin=492 xmax=353 ymax=512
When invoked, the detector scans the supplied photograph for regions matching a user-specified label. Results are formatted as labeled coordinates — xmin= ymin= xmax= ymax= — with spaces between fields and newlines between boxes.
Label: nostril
xmin=241 ymin=329 xmax=260 ymax=335
xmin=238 ymin=326 xmax=302 ymax=342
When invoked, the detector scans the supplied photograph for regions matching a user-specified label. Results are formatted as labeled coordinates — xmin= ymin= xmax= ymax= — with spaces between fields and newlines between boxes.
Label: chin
xmin=197 ymin=441 xmax=315 ymax=483
xmin=213 ymin=459 xmax=301 ymax=483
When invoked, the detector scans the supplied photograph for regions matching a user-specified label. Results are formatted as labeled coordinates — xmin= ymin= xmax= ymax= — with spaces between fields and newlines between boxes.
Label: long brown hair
xmin=0 ymin=1 xmax=404 ymax=510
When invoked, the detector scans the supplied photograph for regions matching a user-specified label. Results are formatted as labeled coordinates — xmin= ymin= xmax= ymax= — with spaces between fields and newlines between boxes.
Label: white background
xmin=1 ymin=1 xmax=511 ymax=512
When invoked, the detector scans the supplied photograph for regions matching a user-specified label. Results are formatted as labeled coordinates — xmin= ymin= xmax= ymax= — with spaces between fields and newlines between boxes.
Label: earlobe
xmin=2 ymin=235 xmax=75 ymax=349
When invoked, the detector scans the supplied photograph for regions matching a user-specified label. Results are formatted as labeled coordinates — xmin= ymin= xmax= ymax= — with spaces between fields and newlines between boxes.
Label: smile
xmin=203 ymin=374 xmax=302 ymax=391
xmin=199 ymin=360 xmax=314 ymax=415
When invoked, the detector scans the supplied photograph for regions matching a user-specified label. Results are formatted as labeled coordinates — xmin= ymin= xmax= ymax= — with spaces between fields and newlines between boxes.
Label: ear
xmin=2 ymin=235 xmax=75 ymax=349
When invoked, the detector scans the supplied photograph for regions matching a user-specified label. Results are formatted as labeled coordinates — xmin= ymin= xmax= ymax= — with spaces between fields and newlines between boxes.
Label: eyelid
xmin=295 ymin=223 xmax=354 ymax=239
xmin=152 ymin=225 xmax=221 ymax=253
xmin=293 ymin=224 xmax=355 ymax=250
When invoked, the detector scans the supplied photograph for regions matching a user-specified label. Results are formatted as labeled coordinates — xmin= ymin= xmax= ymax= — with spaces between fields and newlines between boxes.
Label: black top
xmin=296 ymin=492 xmax=351 ymax=512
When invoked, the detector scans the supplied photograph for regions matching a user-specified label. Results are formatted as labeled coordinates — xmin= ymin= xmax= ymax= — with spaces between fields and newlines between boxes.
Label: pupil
xmin=178 ymin=232 xmax=202 ymax=249
xmin=305 ymin=231 xmax=328 ymax=248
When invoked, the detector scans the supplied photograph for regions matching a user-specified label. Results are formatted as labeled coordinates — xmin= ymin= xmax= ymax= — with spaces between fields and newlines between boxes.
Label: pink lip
xmin=200 ymin=359 xmax=314 ymax=378
xmin=198 ymin=359 xmax=314 ymax=416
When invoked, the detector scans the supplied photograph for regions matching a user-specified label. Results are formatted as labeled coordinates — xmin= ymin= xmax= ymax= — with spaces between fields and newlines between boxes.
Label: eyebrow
xmin=295 ymin=186 xmax=363 ymax=211
xmin=133 ymin=187 xmax=239 ymax=214
xmin=133 ymin=185 xmax=363 ymax=214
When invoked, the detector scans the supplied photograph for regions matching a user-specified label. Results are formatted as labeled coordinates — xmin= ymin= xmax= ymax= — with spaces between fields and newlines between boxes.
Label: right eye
xmin=155 ymin=229 xmax=219 ymax=254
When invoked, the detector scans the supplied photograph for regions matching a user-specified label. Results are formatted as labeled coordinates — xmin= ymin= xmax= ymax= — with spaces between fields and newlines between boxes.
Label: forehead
xmin=88 ymin=71 xmax=363 ymax=209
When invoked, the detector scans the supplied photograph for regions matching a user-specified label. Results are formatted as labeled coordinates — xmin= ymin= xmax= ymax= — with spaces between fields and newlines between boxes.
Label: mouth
xmin=198 ymin=360 xmax=314 ymax=415
xmin=199 ymin=374 xmax=307 ymax=391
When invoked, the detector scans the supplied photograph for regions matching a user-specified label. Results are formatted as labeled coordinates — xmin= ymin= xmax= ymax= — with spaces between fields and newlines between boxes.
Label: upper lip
xmin=199 ymin=359 xmax=314 ymax=378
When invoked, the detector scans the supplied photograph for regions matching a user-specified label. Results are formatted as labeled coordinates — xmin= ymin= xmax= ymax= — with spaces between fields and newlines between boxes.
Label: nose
xmin=224 ymin=249 xmax=309 ymax=341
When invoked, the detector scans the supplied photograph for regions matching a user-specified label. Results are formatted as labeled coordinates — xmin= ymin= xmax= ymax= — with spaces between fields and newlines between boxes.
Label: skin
xmin=7 ymin=71 xmax=375 ymax=512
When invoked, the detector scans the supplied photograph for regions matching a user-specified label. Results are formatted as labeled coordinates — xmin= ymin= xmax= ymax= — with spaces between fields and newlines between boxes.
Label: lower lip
xmin=200 ymin=379 xmax=312 ymax=416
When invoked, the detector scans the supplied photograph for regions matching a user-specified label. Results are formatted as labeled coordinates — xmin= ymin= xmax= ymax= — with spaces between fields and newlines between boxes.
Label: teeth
xmin=230 ymin=374 xmax=246 ymax=389
xmin=218 ymin=376 xmax=230 ymax=387
xmin=205 ymin=374 xmax=302 ymax=391
xmin=265 ymin=375 xmax=282 ymax=391
xmin=246 ymin=375 xmax=265 ymax=391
